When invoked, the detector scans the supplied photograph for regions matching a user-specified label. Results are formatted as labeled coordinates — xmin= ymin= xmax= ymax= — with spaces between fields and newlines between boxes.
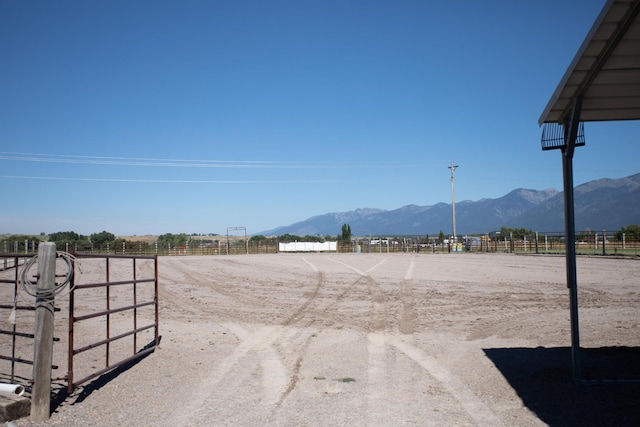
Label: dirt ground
xmin=5 ymin=252 xmax=640 ymax=426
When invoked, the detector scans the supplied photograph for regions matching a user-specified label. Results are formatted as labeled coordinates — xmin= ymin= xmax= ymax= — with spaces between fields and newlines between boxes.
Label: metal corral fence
xmin=67 ymin=254 xmax=159 ymax=393
xmin=0 ymin=254 xmax=62 ymax=387
xmin=2 ymin=239 xmax=453 ymax=255
xmin=2 ymin=231 xmax=640 ymax=257
xmin=0 ymin=252 xmax=158 ymax=396
xmin=461 ymin=231 xmax=640 ymax=256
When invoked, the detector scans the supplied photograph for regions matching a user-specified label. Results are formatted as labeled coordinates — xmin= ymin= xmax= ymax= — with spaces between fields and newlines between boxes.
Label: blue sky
xmin=1 ymin=0 xmax=638 ymax=236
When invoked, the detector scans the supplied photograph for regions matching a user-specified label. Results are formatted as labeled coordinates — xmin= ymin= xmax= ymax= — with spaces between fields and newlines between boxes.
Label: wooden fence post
xmin=31 ymin=242 xmax=56 ymax=422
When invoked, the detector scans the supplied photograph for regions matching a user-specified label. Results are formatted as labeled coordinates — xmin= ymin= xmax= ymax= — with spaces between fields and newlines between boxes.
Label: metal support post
xmin=562 ymin=96 xmax=582 ymax=382
xmin=31 ymin=243 xmax=56 ymax=421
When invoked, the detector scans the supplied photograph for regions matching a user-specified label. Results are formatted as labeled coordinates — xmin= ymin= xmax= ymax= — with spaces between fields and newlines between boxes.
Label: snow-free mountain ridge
xmin=259 ymin=174 xmax=640 ymax=236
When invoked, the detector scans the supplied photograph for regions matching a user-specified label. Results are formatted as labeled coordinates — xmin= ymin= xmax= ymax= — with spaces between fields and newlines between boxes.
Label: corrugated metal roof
xmin=539 ymin=0 xmax=640 ymax=125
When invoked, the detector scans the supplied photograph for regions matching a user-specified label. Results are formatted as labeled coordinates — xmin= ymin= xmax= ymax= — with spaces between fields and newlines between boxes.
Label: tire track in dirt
xmin=366 ymin=256 xmax=416 ymax=424
xmin=268 ymin=257 xmax=325 ymax=415
xmin=328 ymin=256 xmax=389 ymax=332
xmin=223 ymin=323 xmax=290 ymax=406
xmin=363 ymin=256 xmax=498 ymax=425
xmin=171 ymin=322 xmax=288 ymax=426
xmin=267 ymin=255 xmax=382 ymax=420
xmin=161 ymin=257 xmax=328 ymax=325
xmin=466 ymin=302 xmax=562 ymax=341
xmin=273 ymin=256 xmax=396 ymax=414
xmin=456 ymin=279 xmax=568 ymax=342
xmin=324 ymin=256 xmax=400 ymax=424
xmin=167 ymin=255 xmax=498 ymax=426
xmin=280 ymin=257 xmax=324 ymax=326
xmin=399 ymin=256 xmax=417 ymax=335
xmin=366 ymin=332 xmax=389 ymax=423
xmin=171 ymin=256 xmax=325 ymax=424
xmin=267 ymin=329 xmax=318 ymax=424
xmin=156 ymin=261 xmax=214 ymax=315
xmin=278 ymin=257 xmax=388 ymax=331
xmin=157 ymin=284 xmax=202 ymax=315
xmin=270 ymin=256 xmax=394 ymax=422
xmin=158 ymin=259 xmax=285 ymax=324
xmin=157 ymin=265 xmax=291 ymax=424
xmin=169 ymin=321 xmax=318 ymax=426
xmin=388 ymin=335 xmax=500 ymax=425
xmin=156 ymin=274 xmax=221 ymax=317
xmin=166 ymin=255 xmax=497 ymax=425
xmin=160 ymin=259 xmax=265 ymax=305
xmin=214 ymin=322 xmax=319 ymax=423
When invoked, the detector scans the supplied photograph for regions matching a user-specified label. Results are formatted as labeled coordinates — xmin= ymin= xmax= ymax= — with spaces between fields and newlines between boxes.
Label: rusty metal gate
xmin=0 ymin=253 xmax=159 ymax=394
xmin=67 ymin=254 xmax=159 ymax=392
xmin=0 ymin=254 xmax=62 ymax=386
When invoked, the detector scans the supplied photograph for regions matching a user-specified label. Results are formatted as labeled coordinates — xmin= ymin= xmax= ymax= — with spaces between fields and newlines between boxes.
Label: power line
xmin=0 ymin=175 xmax=335 ymax=184
xmin=0 ymin=151 xmax=422 ymax=170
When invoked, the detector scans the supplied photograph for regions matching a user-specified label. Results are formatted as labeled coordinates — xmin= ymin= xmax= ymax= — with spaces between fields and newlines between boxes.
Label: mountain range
xmin=260 ymin=173 xmax=640 ymax=236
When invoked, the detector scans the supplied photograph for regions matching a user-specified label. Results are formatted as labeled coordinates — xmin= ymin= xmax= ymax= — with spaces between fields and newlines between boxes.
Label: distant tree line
xmin=616 ymin=224 xmax=640 ymax=240
xmin=157 ymin=233 xmax=189 ymax=247
xmin=251 ymin=224 xmax=351 ymax=243
xmin=498 ymin=227 xmax=536 ymax=239
xmin=2 ymin=224 xmax=640 ymax=253
xmin=250 ymin=234 xmax=331 ymax=243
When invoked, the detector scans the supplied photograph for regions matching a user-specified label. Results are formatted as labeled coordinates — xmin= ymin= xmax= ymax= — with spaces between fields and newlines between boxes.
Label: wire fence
xmin=462 ymin=231 xmax=640 ymax=256
xmin=2 ymin=231 xmax=640 ymax=257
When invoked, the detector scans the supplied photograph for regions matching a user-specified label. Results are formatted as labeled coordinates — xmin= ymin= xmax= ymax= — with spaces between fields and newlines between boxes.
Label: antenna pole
xmin=448 ymin=163 xmax=459 ymax=242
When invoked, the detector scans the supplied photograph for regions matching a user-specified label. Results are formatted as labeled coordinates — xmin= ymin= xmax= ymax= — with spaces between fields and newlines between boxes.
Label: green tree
xmin=500 ymin=227 xmax=535 ymax=239
xmin=436 ymin=230 xmax=445 ymax=245
xmin=157 ymin=233 xmax=189 ymax=246
xmin=615 ymin=224 xmax=640 ymax=240
xmin=340 ymin=224 xmax=352 ymax=241
xmin=278 ymin=234 xmax=301 ymax=243
xmin=48 ymin=231 xmax=88 ymax=247
xmin=90 ymin=231 xmax=115 ymax=246
xmin=300 ymin=235 xmax=326 ymax=242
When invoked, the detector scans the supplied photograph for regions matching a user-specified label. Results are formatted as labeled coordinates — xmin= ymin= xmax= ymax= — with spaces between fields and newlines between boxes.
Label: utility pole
xmin=448 ymin=162 xmax=459 ymax=242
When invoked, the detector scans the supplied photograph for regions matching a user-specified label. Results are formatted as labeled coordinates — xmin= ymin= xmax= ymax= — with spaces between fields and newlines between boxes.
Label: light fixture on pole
xmin=448 ymin=162 xmax=459 ymax=242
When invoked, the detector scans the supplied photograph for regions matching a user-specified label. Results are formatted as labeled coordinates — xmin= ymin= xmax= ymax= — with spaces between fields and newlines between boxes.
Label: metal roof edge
xmin=538 ymin=0 xmax=616 ymax=126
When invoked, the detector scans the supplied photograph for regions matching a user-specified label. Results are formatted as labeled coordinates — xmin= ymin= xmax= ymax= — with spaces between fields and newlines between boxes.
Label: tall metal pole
xmin=563 ymin=96 xmax=583 ymax=382
xmin=448 ymin=162 xmax=459 ymax=241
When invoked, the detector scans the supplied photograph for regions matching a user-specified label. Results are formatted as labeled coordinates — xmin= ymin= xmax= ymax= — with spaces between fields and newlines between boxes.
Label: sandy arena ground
xmin=6 ymin=252 xmax=640 ymax=426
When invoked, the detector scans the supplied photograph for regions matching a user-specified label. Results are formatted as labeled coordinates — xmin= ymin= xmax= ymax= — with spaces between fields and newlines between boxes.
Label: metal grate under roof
xmin=541 ymin=122 xmax=586 ymax=150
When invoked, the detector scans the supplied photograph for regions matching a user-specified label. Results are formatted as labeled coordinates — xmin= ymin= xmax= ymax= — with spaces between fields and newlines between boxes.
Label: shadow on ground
xmin=484 ymin=346 xmax=640 ymax=426
xmin=49 ymin=337 xmax=162 ymax=415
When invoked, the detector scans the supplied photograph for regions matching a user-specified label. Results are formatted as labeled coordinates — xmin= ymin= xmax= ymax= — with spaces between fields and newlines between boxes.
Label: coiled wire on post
xmin=18 ymin=251 xmax=80 ymax=301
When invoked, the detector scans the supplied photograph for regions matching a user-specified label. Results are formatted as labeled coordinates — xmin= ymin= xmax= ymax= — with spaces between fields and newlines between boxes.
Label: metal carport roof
xmin=540 ymin=0 xmax=640 ymax=125
xmin=538 ymin=0 xmax=640 ymax=383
